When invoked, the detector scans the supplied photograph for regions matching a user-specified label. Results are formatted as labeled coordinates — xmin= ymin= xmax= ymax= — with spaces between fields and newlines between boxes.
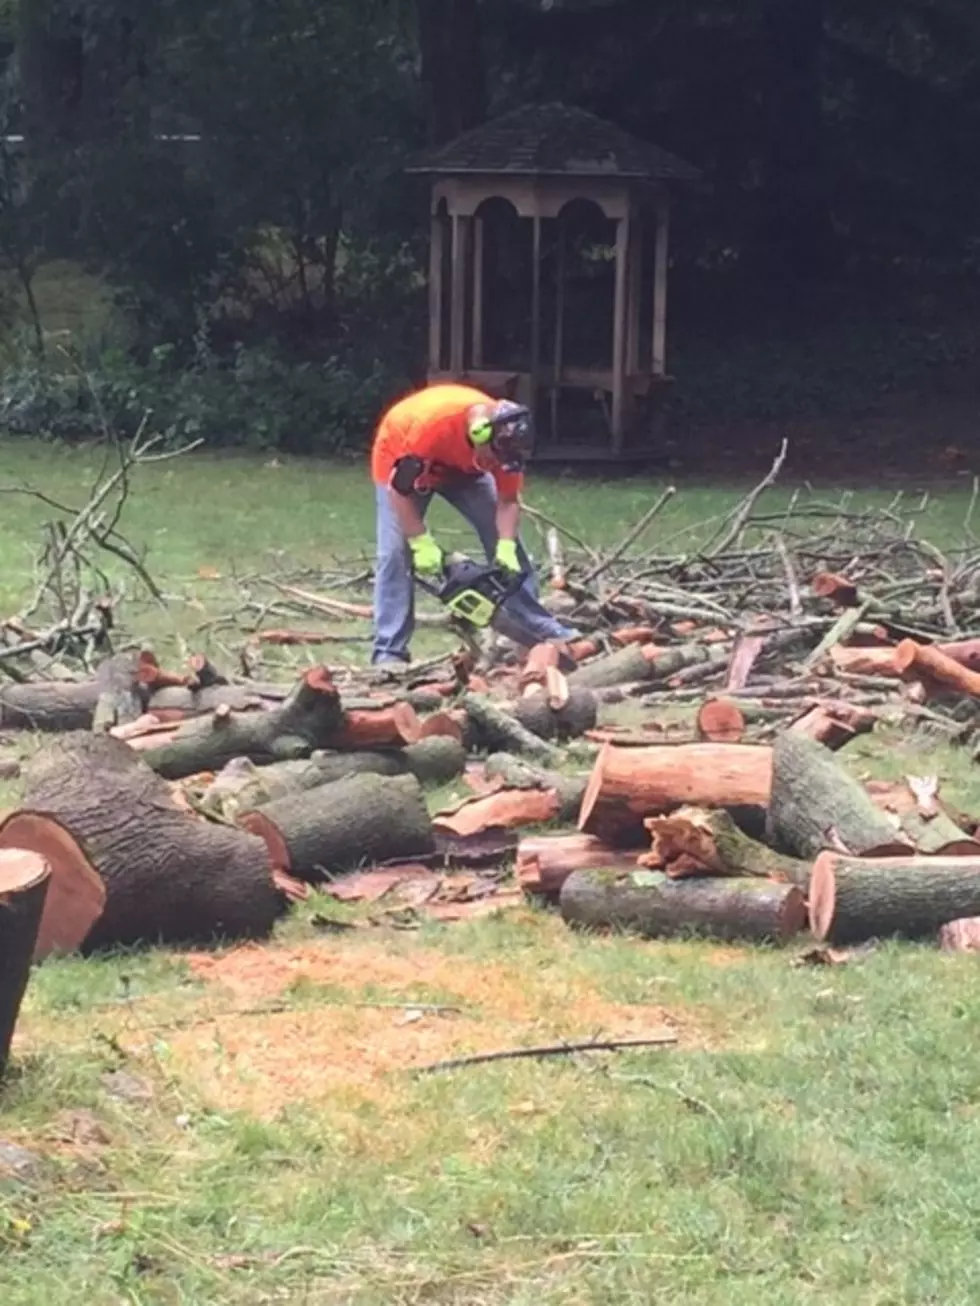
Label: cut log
xmin=418 ymin=711 xmax=465 ymax=744
xmin=22 ymin=732 xmax=287 ymax=949
xmin=569 ymin=642 xmax=661 ymax=691
xmin=766 ymin=732 xmax=898 ymax=860
xmin=611 ymin=626 xmax=658 ymax=647
xmin=484 ymin=752 xmax=587 ymax=824
xmin=695 ymin=697 xmax=745 ymax=743
xmin=141 ymin=667 xmax=346 ymax=779
xmin=560 ymin=868 xmax=807 ymax=944
xmin=567 ymin=638 xmax=602 ymax=663
xmin=828 ymin=645 xmax=904 ymax=678
xmin=808 ymin=851 xmax=980 ymax=944
xmin=433 ymin=787 xmax=560 ymax=837
xmin=510 ymin=684 xmax=598 ymax=742
xmin=147 ymin=683 xmax=270 ymax=715
xmin=579 ymin=742 xmax=772 ymax=845
xmin=895 ymin=639 xmax=980 ymax=698
xmin=938 ymin=918 xmax=980 ymax=952
xmin=640 ymin=806 xmax=809 ymax=887
xmin=787 ymin=701 xmax=876 ymax=751
xmin=0 ymin=811 xmax=107 ymax=959
xmin=462 ymin=693 xmax=561 ymax=764
xmin=0 ymin=850 xmax=51 ymax=1078
xmin=936 ymin=640 xmax=980 ymax=674
xmin=0 ymin=679 xmax=101 ymax=732
xmin=516 ymin=833 xmax=641 ymax=900
xmin=519 ymin=643 xmax=561 ymax=689
xmin=811 ymin=572 xmax=860 ymax=606
xmin=91 ymin=652 xmax=146 ymax=734
xmin=239 ymin=771 xmax=436 ymax=881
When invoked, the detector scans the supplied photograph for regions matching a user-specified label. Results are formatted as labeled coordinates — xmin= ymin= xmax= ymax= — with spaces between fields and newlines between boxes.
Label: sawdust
xmin=165 ymin=941 xmax=693 ymax=1122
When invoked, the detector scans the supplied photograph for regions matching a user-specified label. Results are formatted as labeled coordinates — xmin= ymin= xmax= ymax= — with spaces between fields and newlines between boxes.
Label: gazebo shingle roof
xmin=405 ymin=102 xmax=701 ymax=183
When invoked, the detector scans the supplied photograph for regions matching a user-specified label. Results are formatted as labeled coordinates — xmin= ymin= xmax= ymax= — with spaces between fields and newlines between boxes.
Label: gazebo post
xmin=428 ymin=206 xmax=444 ymax=373
xmin=530 ymin=215 xmax=543 ymax=411
xmin=471 ymin=216 xmax=485 ymax=367
xmin=626 ymin=211 xmax=643 ymax=378
xmin=652 ymin=194 xmax=670 ymax=376
xmin=611 ymin=213 xmax=630 ymax=452
xmin=449 ymin=212 xmax=467 ymax=372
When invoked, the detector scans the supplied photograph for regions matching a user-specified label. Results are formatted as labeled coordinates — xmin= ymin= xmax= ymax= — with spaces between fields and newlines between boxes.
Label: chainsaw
xmin=415 ymin=552 xmax=552 ymax=649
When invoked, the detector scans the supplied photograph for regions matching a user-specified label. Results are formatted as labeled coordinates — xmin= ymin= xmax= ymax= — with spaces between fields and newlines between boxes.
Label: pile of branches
xmin=7 ymin=440 xmax=980 ymax=1065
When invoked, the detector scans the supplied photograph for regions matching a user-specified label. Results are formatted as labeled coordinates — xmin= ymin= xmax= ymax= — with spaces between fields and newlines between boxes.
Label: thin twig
xmin=413 ymin=1033 xmax=678 ymax=1075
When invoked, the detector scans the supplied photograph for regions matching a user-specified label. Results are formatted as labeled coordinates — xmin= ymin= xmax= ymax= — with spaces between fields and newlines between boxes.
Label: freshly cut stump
xmin=22 ymin=732 xmax=285 ymax=949
xmin=0 ymin=811 xmax=106 ymax=959
xmin=560 ymin=867 xmax=806 ymax=944
xmin=516 ymin=833 xmax=641 ymax=900
xmin=0 ymin=850 xmax=51 ymax=1078
xmin=808 ymin=852 xmax=980 ymax=945
xmin=239 ymin=771 xmax=436 ymax=881
xmin=766 ymin=732 xmax=897 ymax=859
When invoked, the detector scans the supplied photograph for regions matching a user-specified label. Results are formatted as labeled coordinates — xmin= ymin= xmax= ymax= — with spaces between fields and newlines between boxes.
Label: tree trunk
xmin=938 ymin=918 xmax=980 ymax=952
xmin=516 ymin=833 xmax=641 ymax=900
xmin=462 ymin=693 xmax=561 ymax=764
xmin=0 ymin=811 xmax=107 ymax=959
xmin=511 ymin=684 xmax=598 ymax=741
xmin=766 ymin=733 xmax=898 ymax=859
xmin=417 ymin=0 xmax=487 ymax=144
xmin=809 ymin=852 xmax=980 ymax=945
xmin=696 ymin=697 xmax=746 ymax=743
xmin=240 ymin=772 xmax=436 ymax=881
xmin=560 ymin=867 xmax=807 ymax=944
xmin=0 ymin=850 xmax=51 ymax=1079
xmin=568 ymin=642 xmax=663 ymax=691
xmin=579 ymin=742 xmax=773 ymax=844
xmin=22 ymin=733 xmax=286 ymax=949
xmin=865 ymin=779 xmax=976 ymax=855
xmin=0 ymin=679 xmax=102 ymax=732
xmin=641 ymin=806 xmax=809 ymax=887
xmin=787 ymin=701 xmax=876 ymax=750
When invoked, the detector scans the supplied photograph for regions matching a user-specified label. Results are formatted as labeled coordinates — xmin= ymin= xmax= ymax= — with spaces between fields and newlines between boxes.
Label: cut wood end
xmin=696 ymin=696 xmax=745 ymax=743
xmin=808 ymin=850 xmax=837 ymax=941
xmin=238 ymin=811 xmax=293 ymax=874
xmin=811 ymin=571 xmax=859 ymax=605
xmin=392 ymin=700 xmax=423 ymax=745
xmin=212 ymin=703 xmax=233 ymax=726
xmin=577 ymin=742 xmax=612 ymax=832
xmin=305 ymin=665 xmax=337 ymax=694
xmin=0 ymin=848 xmax=50 ymax=895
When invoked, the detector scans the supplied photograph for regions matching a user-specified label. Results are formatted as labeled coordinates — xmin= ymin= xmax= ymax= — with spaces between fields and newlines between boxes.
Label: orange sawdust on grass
xmin=161 ymin=940 xmax=694 ymax=1122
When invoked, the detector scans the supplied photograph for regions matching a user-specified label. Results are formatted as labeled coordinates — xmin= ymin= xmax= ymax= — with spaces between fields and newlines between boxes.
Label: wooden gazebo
xmin=405 ymin=102 xmax=701 ymax=458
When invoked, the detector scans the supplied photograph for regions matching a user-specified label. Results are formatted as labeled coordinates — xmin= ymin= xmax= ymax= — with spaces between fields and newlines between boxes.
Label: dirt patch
xmin=163 ymin=941 xmax=694 ymax=1121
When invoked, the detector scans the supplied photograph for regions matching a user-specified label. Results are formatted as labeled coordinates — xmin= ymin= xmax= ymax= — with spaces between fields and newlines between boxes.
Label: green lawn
xmin=3 ymin=438 xmax=980 ymax=1304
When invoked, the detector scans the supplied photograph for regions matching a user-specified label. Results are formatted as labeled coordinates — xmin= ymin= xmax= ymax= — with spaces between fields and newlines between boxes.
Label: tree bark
xmin=766 ymin=732 xmax=898 ymax=859
xmin=809 ymin=852 xmax=980 ymax=945
xmin=560 ymin=867 xmax=807 ymax=944
xmin=865 ymin=779 xmax=976 ymax=855
xmin=484 ymin=752 xmax=587 ymax=824
xmin=462 ymin=693 xmax=562 ymax=764
xmin=568 ymin=642 xmax=663 ymax=691
xmin=938 ymin=918 xmax=980 ymax=952
xmin=239 ymin=772 xmax=436 ymax=881
xmin=0 ymin=811 xmax=107 ymax=960
xmin=22 ymin=733 xmax=286 ymax=949
xmin=516 ymin=833 xmax=641 ymax=900
xmin=417 ymin=0 xmax=487 ymax=144
xmin=0 ymin=679 xmax=103 ymax=732
xmin=787 ymin=701 xmax=876 ymax=751
xmin=579 ymin=742 xmax=773 ymax=845
xmin=0 ymin=850 xmax=51 ymax=1079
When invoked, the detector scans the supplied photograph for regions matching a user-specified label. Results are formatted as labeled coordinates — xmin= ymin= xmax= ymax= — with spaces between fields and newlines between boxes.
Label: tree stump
xmin=0 ymin=850 xmax=51 ymax=1078
xmin=0 ymin=812 xmax=106 ymax=959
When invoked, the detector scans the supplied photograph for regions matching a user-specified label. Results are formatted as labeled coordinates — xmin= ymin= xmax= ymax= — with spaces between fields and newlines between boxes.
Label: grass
xmin=3 ymin=438 xmax=980 ymax=1302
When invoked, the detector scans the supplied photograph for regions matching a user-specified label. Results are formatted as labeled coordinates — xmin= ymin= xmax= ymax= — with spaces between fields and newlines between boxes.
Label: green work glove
xmin=408 ymin=532 xmax=444 ymax=578
xmin=495 ymin=538 xmax=521 ymax=574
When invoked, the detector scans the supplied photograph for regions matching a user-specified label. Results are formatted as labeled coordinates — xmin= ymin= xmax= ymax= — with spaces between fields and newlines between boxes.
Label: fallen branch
xmin=413 ymin=1033 xmax=678 ymax=1075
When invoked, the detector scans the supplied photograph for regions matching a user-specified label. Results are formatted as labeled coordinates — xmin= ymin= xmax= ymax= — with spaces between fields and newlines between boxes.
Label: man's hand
xmin=408 ymin=532 xmax=444 ymax=578
xmin=495 ymin=538 xmax=521 ymax=575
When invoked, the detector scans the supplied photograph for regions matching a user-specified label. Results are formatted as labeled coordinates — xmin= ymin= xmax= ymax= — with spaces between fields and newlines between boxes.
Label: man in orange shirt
xmin=370 ymin=382 xmax=577 ymax=664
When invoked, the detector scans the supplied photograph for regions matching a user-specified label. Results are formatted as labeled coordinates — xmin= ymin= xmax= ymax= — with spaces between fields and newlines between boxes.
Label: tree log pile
xmin=7 ymin=446 xmax=980 ymax=970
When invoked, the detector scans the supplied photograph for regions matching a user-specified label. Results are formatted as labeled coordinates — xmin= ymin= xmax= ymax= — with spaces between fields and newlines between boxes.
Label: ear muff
xmin=468 ymin=415 xmax=494 ymax=446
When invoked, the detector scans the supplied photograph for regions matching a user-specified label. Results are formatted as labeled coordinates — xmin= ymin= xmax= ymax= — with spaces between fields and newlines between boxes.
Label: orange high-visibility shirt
xmin=370 ymin=383 xmax=524 ymax=499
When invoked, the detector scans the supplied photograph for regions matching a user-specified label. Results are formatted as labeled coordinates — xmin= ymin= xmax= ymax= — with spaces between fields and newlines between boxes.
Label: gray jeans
xmin=372 ymin=473 xmax=576 ymax=663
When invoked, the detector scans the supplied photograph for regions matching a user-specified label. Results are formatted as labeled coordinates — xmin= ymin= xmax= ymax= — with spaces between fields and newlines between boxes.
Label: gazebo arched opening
xmin=407 ymin=102 xmax=702 ymax=459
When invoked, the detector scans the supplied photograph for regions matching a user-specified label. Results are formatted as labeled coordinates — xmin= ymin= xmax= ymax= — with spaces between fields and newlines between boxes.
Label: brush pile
xmin=5 ymin=438 xmax=980 ymax=1016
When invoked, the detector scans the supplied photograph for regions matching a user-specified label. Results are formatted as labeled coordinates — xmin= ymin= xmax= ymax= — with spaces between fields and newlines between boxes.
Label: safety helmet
xmin=467 ymin=399 xmax=535 ymax=472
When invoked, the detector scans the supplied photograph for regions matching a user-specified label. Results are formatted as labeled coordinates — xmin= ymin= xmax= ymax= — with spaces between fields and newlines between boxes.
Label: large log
xmin=0 ymin=850 xmax=51 ymax=1078
xmin=516 ymin=833 xmax=641 ymax=900
xmin=808 ymin=852 xmax=980 ymax=945
xmin=511 ymin=683 xmax=598 ymax=742
xmin=21 ymin=733 xmax=287 ymax=949
xmin=865 ymin=778 xmax=977 ymax=854
xmin=239 ymin=771 xmax=436 ymax=881
xmin=765 ymin=732 xmax=897 ymax=859
xmin=579 ymin=742 xmax=772 ymax=845
xmin=786 ymin=700 xmax=876 ymax=751
xmin=641 ymin=806 xmax=810 ymax=888
xmin=938 ymin=917 xmax=980 ymax=952
xmin=0 ymin=679 xmax=101 ymax=732
xmin=462 ymin=693 xmax=561 ymax=764
xmin=0 ymin=811 xmax=107 ymax=959
xmin=568 ymin=642 xmax=662 ymax=690
xmin=560 ymin=867 xmax=807 ymax=944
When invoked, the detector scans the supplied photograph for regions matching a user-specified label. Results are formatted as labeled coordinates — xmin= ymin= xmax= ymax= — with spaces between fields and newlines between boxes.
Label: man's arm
xmin=495 ymin=495 xmax=520 ymax=542
xmin=389 ymin=486 xmax=427 ymax=539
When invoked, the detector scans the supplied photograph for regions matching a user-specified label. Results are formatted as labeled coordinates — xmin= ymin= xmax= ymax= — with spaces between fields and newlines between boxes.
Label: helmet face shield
xmin=468 ymin=400 xmax=534 ymax=471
